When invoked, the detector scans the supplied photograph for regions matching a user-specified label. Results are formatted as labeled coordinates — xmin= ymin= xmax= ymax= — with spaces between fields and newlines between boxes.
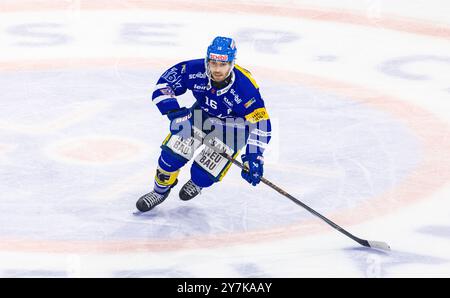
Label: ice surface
xmin=0 ymin=0 xmax=449 ymax=277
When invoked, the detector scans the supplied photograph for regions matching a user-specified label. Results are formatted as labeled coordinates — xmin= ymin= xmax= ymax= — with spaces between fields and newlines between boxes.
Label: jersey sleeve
xmin=242 ymin=90 xmax=272 ymax=156
xmin=152 ymin=62 xmax=189 ymax=115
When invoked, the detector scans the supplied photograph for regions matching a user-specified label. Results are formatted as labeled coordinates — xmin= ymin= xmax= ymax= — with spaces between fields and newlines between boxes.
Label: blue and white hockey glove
xmin=167 ymin=107 xmax=192 ymax=139
xmin=241 ymin=154 xmax=264 ymax=186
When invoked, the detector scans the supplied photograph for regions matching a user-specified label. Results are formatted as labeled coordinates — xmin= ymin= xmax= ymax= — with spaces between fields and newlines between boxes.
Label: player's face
xmin=208 ymin=60 xmax=232 ymax=82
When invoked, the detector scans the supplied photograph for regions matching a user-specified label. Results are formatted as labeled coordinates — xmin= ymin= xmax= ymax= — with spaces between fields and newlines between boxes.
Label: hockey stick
xmin=201 ymin=137 xmax=390 ymax=251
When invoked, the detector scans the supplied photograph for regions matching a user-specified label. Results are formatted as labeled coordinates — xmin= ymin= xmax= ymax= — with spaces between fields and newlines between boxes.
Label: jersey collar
xmin=207 ymin=69 xmax=235 ymax=96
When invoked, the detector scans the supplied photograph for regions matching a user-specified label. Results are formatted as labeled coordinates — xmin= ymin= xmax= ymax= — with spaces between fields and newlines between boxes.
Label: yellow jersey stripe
xmin=162 ymin=133 xmax=172 ymax=146
xmin=235 ymin=64 xmax=259 ymax=89
xmin=218 ymin=150 xmax=240 ymax=181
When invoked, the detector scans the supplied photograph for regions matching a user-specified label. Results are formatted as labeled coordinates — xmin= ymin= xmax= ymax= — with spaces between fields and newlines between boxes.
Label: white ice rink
xmin=0 ymin=0 xmax=449 ymax=277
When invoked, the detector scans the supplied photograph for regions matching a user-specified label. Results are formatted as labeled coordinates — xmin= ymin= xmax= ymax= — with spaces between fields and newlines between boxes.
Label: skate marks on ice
xmin=111 ymin=262 xmax=268 ymax=278
xmin=416 ymin=225 xmax=450 ymax=239
xmin=0 ymin=67 xmax=427 ymax=244
xmin=344 ymin=247 xmax=448 ymax=277
xmin=112 ymin=267 xmax=193 ymax=278
xmin=232 ymin=263 xmax=270 ymax=278
xmin=130 ymin=205 xmax=212 ymax=238
xmin=0 ymin=269 xmax=68 ymax=278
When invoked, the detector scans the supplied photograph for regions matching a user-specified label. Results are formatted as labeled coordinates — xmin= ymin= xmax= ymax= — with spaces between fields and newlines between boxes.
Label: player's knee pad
xmin=161 ymin=130 xmax=203 ymax=161
xmin=155 ymin=166 xmax=180 ymax=187
xmin=190 ymin=163 xmax=215 ymax=188
xmin=191 ymin=138 xmax=240 ymax=187
xmin=158 ymin=149 xmax=187 ymax=172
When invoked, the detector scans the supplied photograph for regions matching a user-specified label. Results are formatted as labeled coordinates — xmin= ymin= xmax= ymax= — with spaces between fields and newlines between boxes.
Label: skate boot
xmin=136 ymin=180 xmax=178 ymax=212
xmin=179 ymin=179 xmax=202 ymax=201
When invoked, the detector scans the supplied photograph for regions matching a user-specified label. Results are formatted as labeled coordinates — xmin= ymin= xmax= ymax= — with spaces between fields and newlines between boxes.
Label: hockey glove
xmin=241 ymin=154 xmax=264 ymax=186
xmin=167 ymin=107 xmax=192 ymax=139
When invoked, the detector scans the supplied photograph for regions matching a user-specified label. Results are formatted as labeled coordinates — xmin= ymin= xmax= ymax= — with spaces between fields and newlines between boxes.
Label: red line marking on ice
xmin=0 ymin=0 xmax=449 ymax=40
xmin=0 ymin=58 xmax=449 ymax=253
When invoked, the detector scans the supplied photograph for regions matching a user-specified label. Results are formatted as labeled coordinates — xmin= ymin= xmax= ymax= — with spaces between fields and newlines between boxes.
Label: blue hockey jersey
xmin=152 ymin=59 xmax=272 ymax=156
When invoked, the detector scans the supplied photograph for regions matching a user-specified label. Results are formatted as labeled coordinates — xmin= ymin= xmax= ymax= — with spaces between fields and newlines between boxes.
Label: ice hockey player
xmin=136 ymin=36 xmax=272 ymax=212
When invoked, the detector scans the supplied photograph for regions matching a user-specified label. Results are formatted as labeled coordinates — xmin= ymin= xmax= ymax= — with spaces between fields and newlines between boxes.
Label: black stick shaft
xmin=219 ymin=151 xmax=371 ymax=248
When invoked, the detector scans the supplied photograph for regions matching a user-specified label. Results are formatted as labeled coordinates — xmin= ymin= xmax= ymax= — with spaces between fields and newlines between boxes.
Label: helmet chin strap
xmin=223 ymin=60 xmax=235 ymax=80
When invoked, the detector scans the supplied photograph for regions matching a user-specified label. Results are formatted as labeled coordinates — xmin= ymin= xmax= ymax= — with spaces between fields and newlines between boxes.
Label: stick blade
xmin=367 ymin=240 xmax=391 ymax=251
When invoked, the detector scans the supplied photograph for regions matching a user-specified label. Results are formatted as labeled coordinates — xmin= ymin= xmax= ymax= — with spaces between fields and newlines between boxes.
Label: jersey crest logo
xmin=161 ymin=67 xmax=182 ymax=90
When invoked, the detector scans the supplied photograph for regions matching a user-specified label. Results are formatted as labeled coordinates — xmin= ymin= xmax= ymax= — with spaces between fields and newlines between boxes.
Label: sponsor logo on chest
xmin=223 ymin=97 xmax=234 ymax=108
xmin=189 ymin=72 xmax=207 ymax=79
xmin=230 ymin=88 xmax=242 ymax=104
xmin=193 ymin=84 xmax=207 ymax=91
